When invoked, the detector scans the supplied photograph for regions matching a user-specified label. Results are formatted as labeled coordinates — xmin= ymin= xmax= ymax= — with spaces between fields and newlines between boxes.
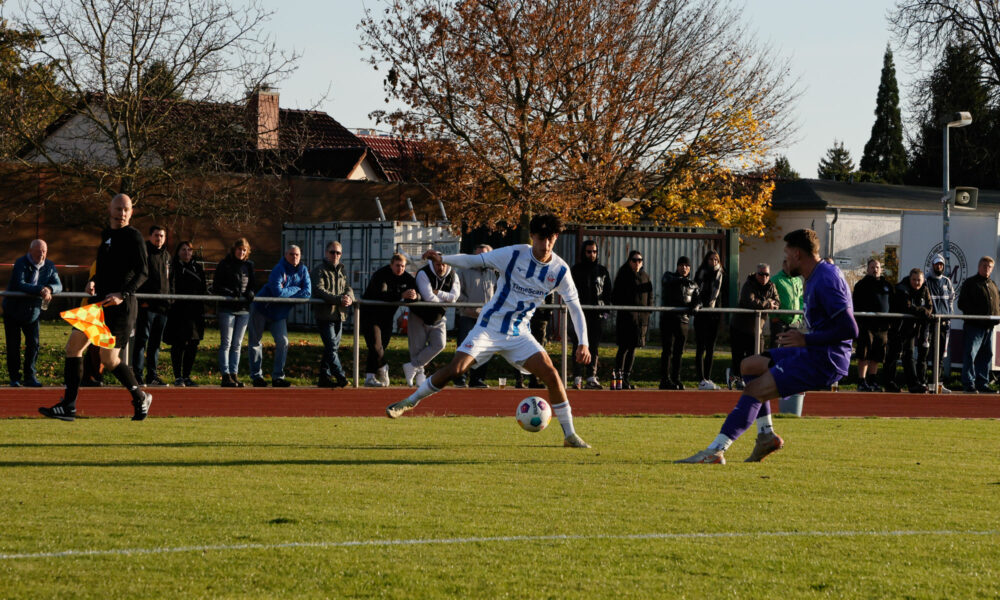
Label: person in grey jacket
xmin=312 ymin=241 xmax=354 ymax=388
xmin=925 ymin=253 xmax=955 ymax=389
xmin=3 ymin=239 xmax=62 ymax=387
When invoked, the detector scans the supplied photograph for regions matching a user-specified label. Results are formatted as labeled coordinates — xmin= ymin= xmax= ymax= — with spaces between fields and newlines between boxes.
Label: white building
xmin=741 ymin=178 xmax=1000 ymax=284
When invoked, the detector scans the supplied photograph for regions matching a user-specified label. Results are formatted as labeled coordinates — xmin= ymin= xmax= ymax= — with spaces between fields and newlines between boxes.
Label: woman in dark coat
xmin=612 ymin=250 xmax=654 ymax=389
xmin=211 ymin=237 xmax=255 ymax=387
xmin=693 ymin=249 xmax=725 ymax=389
xmin=165 ymin=241 xmax=207 ymax=386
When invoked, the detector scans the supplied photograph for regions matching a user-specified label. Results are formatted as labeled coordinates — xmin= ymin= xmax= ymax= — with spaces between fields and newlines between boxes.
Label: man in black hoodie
xmin=570 ymin=240 xmax=612 ymax=389
xmin=132 ymin=225 xmax=170 ymax=385
xmin=361 ymin=253 xmax=418 ymax=387
xmin=852 ymin=258 xmax=892 ymax=391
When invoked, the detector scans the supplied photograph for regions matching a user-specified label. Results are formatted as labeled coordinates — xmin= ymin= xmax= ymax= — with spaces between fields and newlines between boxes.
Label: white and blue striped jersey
xmin=442 ymin=245 xmax=588 ymax=346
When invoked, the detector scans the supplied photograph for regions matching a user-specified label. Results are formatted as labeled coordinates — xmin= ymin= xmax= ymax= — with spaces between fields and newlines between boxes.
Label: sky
xmin=12 ymin=0 xmax=914 ymax=179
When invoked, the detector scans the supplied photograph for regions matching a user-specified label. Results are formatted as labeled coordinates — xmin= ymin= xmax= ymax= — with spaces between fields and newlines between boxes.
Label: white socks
xmin=756 ymin=413 xmax=774 ymax=435
xmin=406 ymin=376 xmax=440 ymax=404
xmin=709 ymin=434 xmax=733 ymax=452
xmin=552 ymin=401 xmax=575 ymax=437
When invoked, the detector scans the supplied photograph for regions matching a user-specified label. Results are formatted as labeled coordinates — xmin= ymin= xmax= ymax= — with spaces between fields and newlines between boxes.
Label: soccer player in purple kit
xmin=676 ymin=229 xmax=858 ymax=464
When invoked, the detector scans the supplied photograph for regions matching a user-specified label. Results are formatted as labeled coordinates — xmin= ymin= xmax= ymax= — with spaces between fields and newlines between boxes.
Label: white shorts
xmin=457 ymin=325 xmax=545 ymax=374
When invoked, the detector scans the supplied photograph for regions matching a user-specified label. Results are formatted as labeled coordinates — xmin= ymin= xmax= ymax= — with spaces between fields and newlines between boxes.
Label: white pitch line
xmin=1 ymin=529 xmax=996 ymax=561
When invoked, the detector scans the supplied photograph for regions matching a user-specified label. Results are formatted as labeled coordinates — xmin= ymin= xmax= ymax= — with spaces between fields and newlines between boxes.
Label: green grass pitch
xmin=2 ymin=416 xmax=998 ymax=598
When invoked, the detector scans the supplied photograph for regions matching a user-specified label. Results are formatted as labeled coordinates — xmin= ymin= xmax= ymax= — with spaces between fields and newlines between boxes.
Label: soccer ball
xmin=516 ymin=396 xmax=552 ymax=432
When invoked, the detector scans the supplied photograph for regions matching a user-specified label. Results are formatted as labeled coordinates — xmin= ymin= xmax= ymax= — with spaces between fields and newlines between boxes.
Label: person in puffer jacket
xmin=248 ymin=245 xmax=311 ymax=388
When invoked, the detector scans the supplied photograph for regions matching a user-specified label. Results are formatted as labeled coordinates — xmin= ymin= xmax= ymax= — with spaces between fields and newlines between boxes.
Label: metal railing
xmin=3 ymin=290 xmax=994 ymax=391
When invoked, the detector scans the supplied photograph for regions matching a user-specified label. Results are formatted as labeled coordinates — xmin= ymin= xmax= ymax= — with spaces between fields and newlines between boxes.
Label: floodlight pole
xmin=939 ymin=111 xmax=971 ymax=394
xmin=942 ymin=112 xmax=972 ymax=273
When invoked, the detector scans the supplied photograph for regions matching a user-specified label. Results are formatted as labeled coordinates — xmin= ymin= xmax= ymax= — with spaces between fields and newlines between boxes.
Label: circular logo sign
xmin=924 ymin=242 xmax=967 ymax=289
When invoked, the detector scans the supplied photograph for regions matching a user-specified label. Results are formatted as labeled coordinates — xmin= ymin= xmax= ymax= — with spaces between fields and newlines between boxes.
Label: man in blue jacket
xmin=248 ymin=245 xmax=311 ymax=387
xmin=4 ymin=239 xmax=62 ymax=387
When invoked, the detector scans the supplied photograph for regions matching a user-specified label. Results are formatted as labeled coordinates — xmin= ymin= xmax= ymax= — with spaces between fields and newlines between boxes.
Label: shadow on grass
xmin=0 ymin=457 xmax=497 ymax=468
xmin=0 ymin=442 xmax=453 ymax=450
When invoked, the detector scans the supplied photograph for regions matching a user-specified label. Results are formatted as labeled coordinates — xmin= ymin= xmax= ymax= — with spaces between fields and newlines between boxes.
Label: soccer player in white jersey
xmin=386 ymin=214 xmax=593 ymax=448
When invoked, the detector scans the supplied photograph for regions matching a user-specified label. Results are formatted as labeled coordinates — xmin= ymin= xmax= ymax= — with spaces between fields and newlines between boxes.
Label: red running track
xmin=1 ymin=387 xmax=999 ymax=419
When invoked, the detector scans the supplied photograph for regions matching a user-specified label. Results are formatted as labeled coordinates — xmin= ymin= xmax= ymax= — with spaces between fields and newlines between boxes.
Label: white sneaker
xmin=698 ymin=379 xmax=720 ymax=390
xmin=377 ymin=365 xmax=390 ymax=387
xmin=402 ymin=362 xmax=416 ymax=387
xmin=563 ymin=433 xmax=592 ymax=448
xmin=674 ymin=448 xmax=726 ymax=464
xmin=365 ymin=373 xmax=384 ymax=388
xmin=386 ymin=397 xmax=419 ymax=419
xmin=414 ymin=370 xmax=426 ymax=386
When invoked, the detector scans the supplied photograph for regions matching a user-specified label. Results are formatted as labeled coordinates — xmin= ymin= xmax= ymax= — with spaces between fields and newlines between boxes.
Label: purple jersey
xmin=802 ymin=261 xmax=855 ymax=375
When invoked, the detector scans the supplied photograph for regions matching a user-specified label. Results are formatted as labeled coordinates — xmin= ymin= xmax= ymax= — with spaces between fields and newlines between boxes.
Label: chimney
xmin=248 ymin=89 xmax=279 ymax=150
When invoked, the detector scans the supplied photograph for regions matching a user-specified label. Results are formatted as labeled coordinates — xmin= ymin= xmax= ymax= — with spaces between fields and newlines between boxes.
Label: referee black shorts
xmin=103 ymin=297 xmax=138 ymax=349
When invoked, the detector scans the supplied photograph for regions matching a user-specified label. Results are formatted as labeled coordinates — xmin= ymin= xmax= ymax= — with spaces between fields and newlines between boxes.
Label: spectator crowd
xmin=4 ymin=234 xmax=1000 ymax=394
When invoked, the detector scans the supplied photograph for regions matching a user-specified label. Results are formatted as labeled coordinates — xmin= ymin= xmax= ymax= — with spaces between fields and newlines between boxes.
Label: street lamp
xmin=943 ymin=111 xmax=972 ymax=272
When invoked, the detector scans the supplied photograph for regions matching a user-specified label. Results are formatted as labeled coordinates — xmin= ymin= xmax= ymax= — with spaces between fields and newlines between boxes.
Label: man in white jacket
xmin=403 ymin=258 xmax=461 ymax=386
xmin=386 ymin=214 xmax=593 ymax=448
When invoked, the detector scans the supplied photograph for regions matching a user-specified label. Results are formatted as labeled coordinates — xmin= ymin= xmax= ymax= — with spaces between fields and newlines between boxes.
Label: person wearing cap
xmin=852 ymin=258 xmax=892 ymax=391
xmin=925 ymin=253 xmax=955 ymax=391
xmin=659 ymin=255 xmax=700 ymax=390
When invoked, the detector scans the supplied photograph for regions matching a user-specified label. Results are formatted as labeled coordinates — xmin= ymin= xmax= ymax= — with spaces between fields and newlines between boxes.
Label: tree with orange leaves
xmin=362 ymin=0 xmax=797 ymax=234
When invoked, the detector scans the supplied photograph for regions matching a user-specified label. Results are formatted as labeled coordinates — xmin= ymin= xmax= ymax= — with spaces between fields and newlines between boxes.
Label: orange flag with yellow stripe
xmin=61 ymin=303 xmax=116 ymax=349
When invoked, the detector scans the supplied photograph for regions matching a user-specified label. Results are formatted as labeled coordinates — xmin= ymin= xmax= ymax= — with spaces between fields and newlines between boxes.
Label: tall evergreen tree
xmin=860 ymin=46 xmax=907 ymax=183
xmin=772 ymin=155 xmax=799 ymax=180
xmin=817 ymin=140 xmax=855 ymax=180
xmin=906 ymin=41 xmax=999 ymax=188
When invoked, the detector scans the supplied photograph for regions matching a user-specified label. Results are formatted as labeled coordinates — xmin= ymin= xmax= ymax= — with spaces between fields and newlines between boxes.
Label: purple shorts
xmin=766 ymin=346 xmax=843 ymax=397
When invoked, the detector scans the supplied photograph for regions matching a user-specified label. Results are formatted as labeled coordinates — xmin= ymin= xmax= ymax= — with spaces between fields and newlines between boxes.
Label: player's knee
xmin=538 ymin=363 xmax=560 ymax=384
xmin=741 ymin=356 xmax=768 ymax=376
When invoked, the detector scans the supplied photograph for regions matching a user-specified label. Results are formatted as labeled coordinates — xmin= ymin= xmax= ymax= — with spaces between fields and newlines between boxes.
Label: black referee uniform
xmin=39 ymin=219 xmax=150 ymax=421
xmin=92 ymin=224 xmax=148 ymax=345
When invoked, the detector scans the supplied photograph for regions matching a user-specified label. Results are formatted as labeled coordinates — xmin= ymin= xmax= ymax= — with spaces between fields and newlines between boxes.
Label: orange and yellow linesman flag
xmin=60 ymin=303 xmax=116 ymax=349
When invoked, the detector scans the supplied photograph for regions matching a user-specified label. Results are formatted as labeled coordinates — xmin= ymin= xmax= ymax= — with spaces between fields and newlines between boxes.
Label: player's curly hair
xmin=783 ymin=229 xmax=820 ymax=256
xmin=529 ymin=214 xmax=562 ymax=237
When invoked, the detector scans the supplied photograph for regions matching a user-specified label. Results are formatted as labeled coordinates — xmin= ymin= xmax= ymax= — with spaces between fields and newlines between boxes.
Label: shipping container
xmin=553 ymin=224 xmax=739 ymax=335
xmin=281 ymin=221 xmax=461 ymax=327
